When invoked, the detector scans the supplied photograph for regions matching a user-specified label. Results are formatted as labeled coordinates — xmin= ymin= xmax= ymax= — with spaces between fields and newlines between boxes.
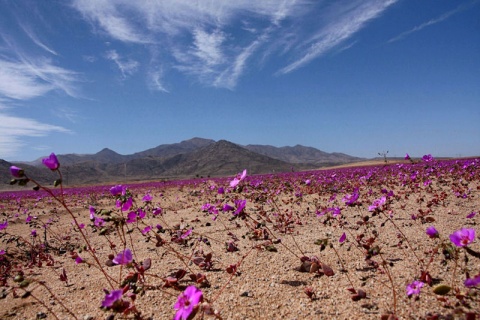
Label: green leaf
xmin=432 ymin=284 xmax=451 ymax=295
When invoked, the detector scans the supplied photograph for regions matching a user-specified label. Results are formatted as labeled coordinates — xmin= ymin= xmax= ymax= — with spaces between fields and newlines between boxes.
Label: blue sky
xmin=1 ymin=0 xmax=479 ymax=162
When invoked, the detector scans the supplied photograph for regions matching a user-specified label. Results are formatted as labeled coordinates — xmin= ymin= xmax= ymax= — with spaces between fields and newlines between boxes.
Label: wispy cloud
xmin=0 ymin=112 xmax=70 ymax=160
xmin=147 ymin=67 xmax=169 ymax=93
xmin=72 ymin=0 xmax=398 ymax=87
xmin=388 ymin=1 xmax=478 ymax=43
xmin=278 ymin=0 xmax=397 ymax=74
xmin=105 ymin=50 xmax=139 ymax=79
xmin=19 ymin=23 xmax=58 ymax=55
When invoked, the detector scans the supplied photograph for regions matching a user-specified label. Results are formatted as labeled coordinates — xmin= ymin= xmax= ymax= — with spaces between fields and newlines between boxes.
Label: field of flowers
xmin=1 ymin=154 xmax=479 ymax=319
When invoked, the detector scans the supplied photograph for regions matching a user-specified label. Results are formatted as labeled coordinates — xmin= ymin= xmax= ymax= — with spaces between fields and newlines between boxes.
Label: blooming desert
xmin=0 ymin=155 xmax=479 ymax=319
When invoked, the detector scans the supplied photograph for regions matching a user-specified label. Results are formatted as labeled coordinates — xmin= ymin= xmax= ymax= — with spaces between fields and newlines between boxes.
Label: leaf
xmin=464 ymin=246 xmax=480 ymax=259
xmin=432 ymin=284 xmax=451 ymax=295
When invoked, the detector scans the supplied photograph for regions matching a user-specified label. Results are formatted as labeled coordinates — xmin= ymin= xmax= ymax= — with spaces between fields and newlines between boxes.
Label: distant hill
xmin=244 ymin=144 xmax=361 ymax=166
xmin=0 ymin=138 xmax=363 ymax=189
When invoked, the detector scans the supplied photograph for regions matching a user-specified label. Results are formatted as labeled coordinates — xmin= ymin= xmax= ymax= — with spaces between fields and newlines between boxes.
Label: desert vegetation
xmin=1 ymin=153 xmax=479 ymax=319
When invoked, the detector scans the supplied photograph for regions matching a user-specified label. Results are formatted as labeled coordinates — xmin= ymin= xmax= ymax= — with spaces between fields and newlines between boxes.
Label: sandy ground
xmin=1 ymin=162 xmax=479 ymax=320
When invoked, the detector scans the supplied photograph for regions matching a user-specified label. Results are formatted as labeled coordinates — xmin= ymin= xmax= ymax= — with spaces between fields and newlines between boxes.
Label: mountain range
xmin=1 ymin=138 xmax=363 ymax=189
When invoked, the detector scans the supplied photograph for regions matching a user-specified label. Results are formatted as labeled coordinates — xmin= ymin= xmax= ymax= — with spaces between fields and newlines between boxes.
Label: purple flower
xmin=180 ymin=229 xmax=192 ymax=239
xmin=174 ymin=286 xmax=203 ymax=320
xmin=31 ymin=229 xmax=37 ymax=237
xmin=466 ymin=212 xmax=477 ymax=219
xmin=449 ymin=228 xmax=476 ymax=247
xmin=142 ymin=193 xmax=153 ymax=202
xmin=126 ymin=211 xmax=137 ymax=224
xmin=222 ymin=204 xmax=234 ymax=211
xmin=102 ymin=289 xmax=124 ymax=308
xmin=94 ymin=217 xmax=105 ymax=227
xmin=422 ymin=154 xmax=434 ymax=163
xmin=141 ymin=226 xmax=152 ymax=235
xmin=110 ymin=185 xmax=125 ymax=196
xmin=0 ymin=249 xmax=5 ymax=255
xmin=89 ymin=206 xmax=96 ymax=220
xmin=218 ymin=187 xmax=225 ymax=194
xmin=42 ymin=153 xmax=60 ymax=170
xmin=343 ymin=188 xmax=359 ymax=206
xmin=112 ymin=249 xmax=133 ymax=265
xmin=464 ymin=274 xmax=480 ymax=287
xmin=118 ymin=197 xmax=133 ymax=211
xmin=0 ymin=220 xmax=7 ymax=231
xmin=339 ymin=232 xmax=346 ymax=243
xmin=75 ymin=256 xmax=84 ymax=264
xmin=305 ymin=179 xmax=311 ymax=186
xmin=230 ymin=169 xmax=247 ymax=188
xmin=234 ymin=199 xmax=246 ymax=216
xmin=153 ymin=207 xmax=163 ymax=216
xmin=368 ymin=196 xmax=386 ymax=212
xmin=426 ymin=226 xmax=439 ymax=238
xmin=10 ymin=166 xmax=24 ymax=178
xmin=404 ymin=153 xmax=411 ymax=160
xmin=406 ymin=280 xmax=424 ymax=296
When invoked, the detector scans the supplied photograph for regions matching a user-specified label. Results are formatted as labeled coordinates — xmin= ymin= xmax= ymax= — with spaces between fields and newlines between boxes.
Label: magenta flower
xmin=31 ymin=229 xmax=37 ymax=237
xmin=141 ymin=226 xmax=152 ymax=235
xmin=464 ymin=274 xmax=480 ymax=287
xmin=404 ymin=153 xmax=411 ymax=160
xmin=339 ymin=232 xmax=346 ymax=243
xmin=42 ymin=153 xmax=60 ymax=170
xmin=222 ymin=204 xmax=234 ymax=211
xmin=0 ymin=220 xmax=7 ymax=231
xmin=180 ymin=229 xmax=192 ymax=239
xmin=94 ymin=217 xmax=105 ymax=227
xmin=343 ymin=188 xmax=359 ymax=206
xmin=10 ymin=166 xmax=24 ymax=178
xmin=449 ymin=228 xmax=476 ymax=247
xmin=234 ymin=199 xmax=246 ymax=216
xmin=422 ymin=154 xmax=434 ymax=163
xmin=406 ymin=280 xmax=424 ymax=296
xmin=113 ymin=249 xmax=133 ymax=265
xmin=126 ymin=211 xmax=137 ymax=224
xmin=426 ymin=226 xmax=439 ymax=238
xmin=230 ymin=169 xmax=247 ymax=188
xmin=217 ymin=187 xmax=225 ymax=194
xmin=153 ymin=207 xmax=163 ymax=216
xmin=142 ymin=193 xmax=153 ymax=202
xmin=466 ymin=212 xmax=477 ymax=219
xmin=174 ymin=286 xmax=203 ymax=320
xmin=118 ymin=197 xmax=133 ymax=211
xmin=75 ymin=256 xmax=84 ymax=264
xmin=110 ymin=185 xmax=125 ymax=196
xmin=102 ymin=289 xmax=124 ymax=308
xmin=368 ymin=196 xmax=386 ymax=212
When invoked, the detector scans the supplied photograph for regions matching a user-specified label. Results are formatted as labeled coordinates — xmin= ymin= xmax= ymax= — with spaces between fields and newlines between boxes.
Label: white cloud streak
xmin=105 ymin=50 xmax=139 ymax=79
xmin=0 ymin=112 xmax=70 ymax=160
xmin=279 ymin=0 xmax=397 ymax=74
xmin=387 ymin=1 xmax=477 ymax=43
xmin=72 ymin=0 xmax=398 ymax=87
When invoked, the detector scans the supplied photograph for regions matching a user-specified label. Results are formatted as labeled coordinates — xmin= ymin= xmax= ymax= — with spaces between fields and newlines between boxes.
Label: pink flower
xmin=112 ymin=249 xmax=133 ymax=265
xmin=42 ymin=153 xmax=60 ymax=170
xmin=141 ymin=226 xmax=152 ymax=235
xmin=464 ymin=274 xmax=480 ymax=287
xmin=449 ymin=228 xmax=476 ymax=247
xmin=110 ymin=185 xmax=125 ymax=196
xmin=368 ymin=196 xmax=386 ymax=212
xmin=0 ymin=220 xmax=7 ymax=231
xmin=142 ymin=193 xmax=153 ymax=202
xmin=174 ymin=286 xmax=203 ymax=320
xmin=426 ymin=226 xmax=439 ymax=238
xmin=101 ymin=289 xmax=124 ymax=308
xmin=153 ymin=207 xmax=163 ymax=216
xmin=180 ymin=229 xmax=192 ymax=239
xmin=339 ymin=232 xmax=346 ymax=243
xmin=10 ymin=166 xmax=24 ymax=178
xmin=75 ymin=256 xmax=84 ymax=264
xmin=404 ymin=153 xmax=411 ymax=160
xmin=406 ymin=280 xmax=424 ymax=296
xmin=230 ymin=169 xmax=247 ymax=188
